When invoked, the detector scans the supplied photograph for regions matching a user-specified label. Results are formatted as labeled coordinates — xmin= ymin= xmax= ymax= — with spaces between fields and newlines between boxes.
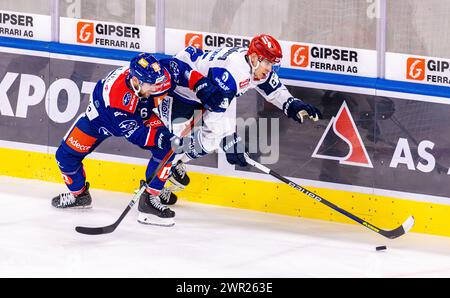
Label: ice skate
xmin=52 ymin=182 xmax=92 ymax=209
xmin=137 ymin=181 xmax=175 ymax=227
xmin=168 ymin=160 xmax=189 ymax=192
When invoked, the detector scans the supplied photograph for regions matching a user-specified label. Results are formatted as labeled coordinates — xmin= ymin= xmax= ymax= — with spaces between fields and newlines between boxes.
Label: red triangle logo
xmin=312 ymin=101 xmax=373 ymax=168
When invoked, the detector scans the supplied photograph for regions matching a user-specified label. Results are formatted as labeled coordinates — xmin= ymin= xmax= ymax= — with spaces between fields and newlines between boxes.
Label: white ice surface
xmin=1 ymin=176 xmax=450 ymax=278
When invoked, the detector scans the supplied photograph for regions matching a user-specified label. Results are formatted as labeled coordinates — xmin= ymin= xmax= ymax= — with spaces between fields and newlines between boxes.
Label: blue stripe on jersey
xmin=184 ymin=46 xmax=204 ymax=62
xmin=257 ymin=72 xmax=282 ymax=96
xmin=207 ymin=67 xmax=237 ymax=99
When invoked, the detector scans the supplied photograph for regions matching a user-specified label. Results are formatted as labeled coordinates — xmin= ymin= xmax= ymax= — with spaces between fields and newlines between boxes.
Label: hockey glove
xmin=221 ymin=132 xmax=248 ymax=167
xmin=194 ymin=77 xmax=229 ymax=113
xmin=154 ymin=126 xmax=181 ymax=151
xmin=283 ymin=97 xmax=322 ymax=124
xmin=173 ymin=130 xmax=210 ymax=160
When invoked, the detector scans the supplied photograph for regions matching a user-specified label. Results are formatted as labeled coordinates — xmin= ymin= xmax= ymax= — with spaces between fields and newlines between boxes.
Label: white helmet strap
xmin=130 ymin=77 xmax=142 ymax=97
xmin=248 ymin=55 xmax=260 ymax=78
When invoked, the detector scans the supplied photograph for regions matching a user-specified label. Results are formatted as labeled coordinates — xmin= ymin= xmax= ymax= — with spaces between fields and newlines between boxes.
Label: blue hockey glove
xmin=154 ymin=126 xmax=181 ymax=151
xmin=194 ymin=77 xmax=229 ymax=113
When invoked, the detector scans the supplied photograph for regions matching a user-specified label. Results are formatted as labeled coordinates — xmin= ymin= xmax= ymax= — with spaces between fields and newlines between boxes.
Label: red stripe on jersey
xmin=108 ymin=70 xmax=139 ymax=114
xmin=144 ymin=114 xmax=165 ymax=147
xmin=144 ymin=127 xmax=155 ymax=147
xmin=188 ymin=70 xmax=204 ymax=90
xmin=161 ymin=69 xmax=171 ymax=92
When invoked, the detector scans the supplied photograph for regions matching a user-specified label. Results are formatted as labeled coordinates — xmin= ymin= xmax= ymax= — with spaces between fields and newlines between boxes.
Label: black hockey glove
xmin=221 ymin=132 xmax=248 ymax=167
xmin=283 ymin=97 xmax=322 ymax=124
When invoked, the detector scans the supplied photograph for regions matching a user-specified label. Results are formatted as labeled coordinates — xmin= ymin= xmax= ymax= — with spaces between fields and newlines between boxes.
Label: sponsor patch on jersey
xmin=221 ymin=71 xmax=229 ymax=82
xmin=120 ymin=120 xmax=139 ymax=138
xmin=114 ymin=111 xmax=128 ymax=117
xmin=154 ymin=75 xmax=165 ymax=84
xmin=65 ymin=127 xmax=97 ymax=154
xmin=123 ymin=92 xmax=132 ymax=106
xmin=214 ymin=77 xmax=230 ymax=92
xmin=169 ymin=61 xmax=180 ymax=76
xmin=160 ymin=97 xmax=171 ymax=122
xmin=138 ymin=58 xmax=149 ymax=68
xmin=119 ymin=120 xmax=138 ymax=132
xmin=144 ymin=114 xmax=164 ymax=128
xmin=239 ymin=78 xmax=250 ymax=89
xmin=98 ymin=127 xmax=113 ymax=136
xmin=145 ymin=119 xmax=163 ymax=127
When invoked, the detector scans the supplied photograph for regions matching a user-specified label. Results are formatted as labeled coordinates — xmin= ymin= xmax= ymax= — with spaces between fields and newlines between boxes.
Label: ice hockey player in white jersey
xmin=156 ymin=34 xmax=322 ymax=198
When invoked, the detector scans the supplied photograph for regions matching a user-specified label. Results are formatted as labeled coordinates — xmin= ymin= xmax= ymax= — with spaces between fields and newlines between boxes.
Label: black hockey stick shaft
xmin=244 ymin=154 xmax=414 ymax=239
xmin=75 ymin=109 xmax=205 ymax=235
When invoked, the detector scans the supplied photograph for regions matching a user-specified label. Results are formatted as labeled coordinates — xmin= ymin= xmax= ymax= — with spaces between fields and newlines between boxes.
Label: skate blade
xmin=137 ymin=213 xmax=175 ymax=227
xmin=54 ymin=205 xmax=92 ymax=210
xmin=166 ymin=180 xmax=184 ymax=192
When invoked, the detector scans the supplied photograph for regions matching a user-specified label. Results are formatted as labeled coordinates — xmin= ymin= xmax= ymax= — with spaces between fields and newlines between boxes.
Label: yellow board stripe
xmin=1 ymin=146 xmax=449 ymax=237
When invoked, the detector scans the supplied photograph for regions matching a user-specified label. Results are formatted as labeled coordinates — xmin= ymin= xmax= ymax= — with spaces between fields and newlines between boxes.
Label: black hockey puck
xmin=376 ymin=245 xmax=387 ymax=251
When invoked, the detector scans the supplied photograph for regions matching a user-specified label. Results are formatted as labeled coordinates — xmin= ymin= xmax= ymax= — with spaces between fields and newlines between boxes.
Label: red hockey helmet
xmin=247 ymin=34 xmax=283 ymax=64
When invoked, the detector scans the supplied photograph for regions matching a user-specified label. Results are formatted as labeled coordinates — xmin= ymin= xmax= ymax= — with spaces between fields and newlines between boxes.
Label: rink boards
xmin=1 ymin=40 xmax=450 ymax=237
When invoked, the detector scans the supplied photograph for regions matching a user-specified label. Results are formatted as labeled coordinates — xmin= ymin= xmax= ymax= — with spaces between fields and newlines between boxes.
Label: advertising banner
xmin=287 ymin=42 xmax=377 ymax=77
xmin=165 ymin=28 xmax=377 ymax=77
xmin=60 ymin=17 xmax=155 ymax=52
xmin=0 ymin=10 xmax=51 ymax=41
xmin=386 ymin=52 xmax=450 ymax=87
xmin=165 ymin=28 xmax=251 ymax=55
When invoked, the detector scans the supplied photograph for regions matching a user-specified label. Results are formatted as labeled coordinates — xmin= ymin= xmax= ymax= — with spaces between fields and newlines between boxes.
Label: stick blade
xmin=381 ymin=215 xmax=415 ymax=239
xmin=75 ymin=224 xmax=116 ymax=235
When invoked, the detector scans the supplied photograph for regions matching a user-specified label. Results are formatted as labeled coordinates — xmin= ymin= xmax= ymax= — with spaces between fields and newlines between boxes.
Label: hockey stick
xmin=244 ymin=153 xmax=415 ymax=239
xmin=75 ymin=109 xmax=205 ymax=235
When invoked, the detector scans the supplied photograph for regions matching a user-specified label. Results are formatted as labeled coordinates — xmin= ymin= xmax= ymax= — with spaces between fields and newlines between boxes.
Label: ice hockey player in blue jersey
xmin=51 ymin=53 xmax=180 ymax=227
xmin=156 ymin=34 xmax=322 ymax=200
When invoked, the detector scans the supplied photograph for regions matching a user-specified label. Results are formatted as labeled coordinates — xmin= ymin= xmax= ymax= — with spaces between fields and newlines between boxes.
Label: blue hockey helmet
xmin=129 ymin=53 xmax=167 ymax=85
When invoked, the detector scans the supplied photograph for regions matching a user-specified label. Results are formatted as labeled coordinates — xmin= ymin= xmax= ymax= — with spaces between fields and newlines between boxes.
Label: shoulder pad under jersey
xmin=103 ymin=67 xmax=139 ymax=114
